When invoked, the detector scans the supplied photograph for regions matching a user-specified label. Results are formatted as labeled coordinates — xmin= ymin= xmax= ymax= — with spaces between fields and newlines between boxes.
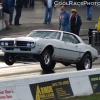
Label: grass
xmin=58 ymin=94 xmax=100 ymax=100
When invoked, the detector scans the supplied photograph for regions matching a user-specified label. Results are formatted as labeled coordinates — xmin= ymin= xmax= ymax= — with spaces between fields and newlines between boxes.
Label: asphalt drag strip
xmin=0 ymin=61 xmax=99 ymax=81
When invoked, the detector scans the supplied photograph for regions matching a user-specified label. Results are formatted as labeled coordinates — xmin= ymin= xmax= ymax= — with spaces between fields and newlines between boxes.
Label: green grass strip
xmin=58 ymin=94 xmax=100 ymax=100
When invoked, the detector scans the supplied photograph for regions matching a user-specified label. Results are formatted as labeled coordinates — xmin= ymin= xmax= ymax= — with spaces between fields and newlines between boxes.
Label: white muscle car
xmin=0 ymin=30 xmax=98 ymax=71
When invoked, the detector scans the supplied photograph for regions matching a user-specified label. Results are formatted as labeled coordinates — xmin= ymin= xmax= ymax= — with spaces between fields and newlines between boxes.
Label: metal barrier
xmin=0 ymin=6 xmax=2 ymax=20
xmin=95 ymin=31 xmax=100 ymax=51
xmin=88 ymin=28 xmax=97 ymax=45
xmin=92 ymin=30 xmax=96 ymax=47
xmin=88 ymin=29 xmax=100 ymax=51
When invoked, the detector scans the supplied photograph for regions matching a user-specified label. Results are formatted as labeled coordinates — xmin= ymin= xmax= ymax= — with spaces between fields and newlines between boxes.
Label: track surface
xmin=0 ymin=1 xmax=100 ymax=81
xmin=0 ymin=54 xmax=99 ymax=81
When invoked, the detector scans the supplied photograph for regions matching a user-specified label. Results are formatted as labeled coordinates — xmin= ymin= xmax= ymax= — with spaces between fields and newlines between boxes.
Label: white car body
xmin=0 ymin=30 xmax=98 ymax=70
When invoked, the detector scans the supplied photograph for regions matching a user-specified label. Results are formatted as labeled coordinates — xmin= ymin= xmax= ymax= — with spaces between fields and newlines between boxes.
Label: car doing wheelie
xmin=0 ymin=30 xmax=98 ymax=71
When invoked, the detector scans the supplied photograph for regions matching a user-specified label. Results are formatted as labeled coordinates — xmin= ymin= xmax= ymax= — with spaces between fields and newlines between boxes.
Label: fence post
xmin=92 ymin=30 xmax=97 ymax=47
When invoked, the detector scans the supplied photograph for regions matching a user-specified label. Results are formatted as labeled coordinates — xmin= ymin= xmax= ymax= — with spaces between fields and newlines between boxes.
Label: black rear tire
xmin=39 ymin=49 xmax=56 ymax=71
xmin=4 ymin=53 xmax=15 ymax=65
xmin=76 ymin=54 xmax=92 ymax=70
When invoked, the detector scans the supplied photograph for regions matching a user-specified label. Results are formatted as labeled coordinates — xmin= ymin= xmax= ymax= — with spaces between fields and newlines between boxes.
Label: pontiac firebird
xmin=0 ymin=30 xmax=98 ymax=71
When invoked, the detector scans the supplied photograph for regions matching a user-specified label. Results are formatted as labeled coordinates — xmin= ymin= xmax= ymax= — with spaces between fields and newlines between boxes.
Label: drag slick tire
xmin=4 ymin=53 xmax=15 ymax=65
xmin=39 ymin=49 xmax=56 ymax=71
xmin=76 ymin=54 xmax=92 ymax=70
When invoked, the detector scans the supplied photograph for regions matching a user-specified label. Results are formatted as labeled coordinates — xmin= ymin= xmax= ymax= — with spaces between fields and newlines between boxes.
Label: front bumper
xmin=1 ymin=47 xmax=39 ymax=54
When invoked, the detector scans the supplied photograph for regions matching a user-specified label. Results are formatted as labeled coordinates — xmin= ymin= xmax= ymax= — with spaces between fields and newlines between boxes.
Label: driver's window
xmin=68 ymin=34 xmax=80 ymax=44
xmin=62 ymin=33 xmax=69 ymax=42
xmin=49 ymin=32 xmax=61 ymax=39
xmin=62 ymin=33 xmax=80 ymax=44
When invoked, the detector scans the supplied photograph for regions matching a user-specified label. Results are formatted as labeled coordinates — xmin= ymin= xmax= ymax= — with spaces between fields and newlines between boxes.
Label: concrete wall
xmin=0 ymin=69 xmax=100 ymax=100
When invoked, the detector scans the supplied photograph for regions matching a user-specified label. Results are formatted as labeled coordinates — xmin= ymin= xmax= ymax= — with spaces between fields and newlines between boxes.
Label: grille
xmin=16 ymin=41 xmax=27 ymax=46
xmin=8 ymin=41 xmax=14 ymax=46
xmin=5 ymin=48 xmax=14 ymax=50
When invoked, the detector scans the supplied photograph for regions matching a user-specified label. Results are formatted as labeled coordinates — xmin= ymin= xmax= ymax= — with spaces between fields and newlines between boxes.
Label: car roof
xmin=33 ymin=29 xmax=74 ymax=34
xmin=33 ymin=29 xmax=77 ymax=36
xmin=33 ymin=29 xmax=62 ymax=32
xmin=32 ymin=29 xmax=85 ymax=43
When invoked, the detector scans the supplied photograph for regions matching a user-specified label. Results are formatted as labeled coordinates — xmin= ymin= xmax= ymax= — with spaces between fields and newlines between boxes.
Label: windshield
xmin=28 ymin=31 xmax=61 ymax=40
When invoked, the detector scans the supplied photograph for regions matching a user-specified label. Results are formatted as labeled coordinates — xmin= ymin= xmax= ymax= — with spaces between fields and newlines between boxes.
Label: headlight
xmin=31 ymin=43 xmax=35 ymax=47
xmin=27 ymin=43 xmax=30 ymax=47
xmin=5 ymin=42 xmax=8 ymax=46
xmin=1 ymin=42 xmax=4 ymax=46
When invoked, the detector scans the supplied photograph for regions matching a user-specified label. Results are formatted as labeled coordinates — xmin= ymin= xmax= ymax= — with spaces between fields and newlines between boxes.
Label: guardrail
xmin=0 ymin=68 xmax=100 ymax=100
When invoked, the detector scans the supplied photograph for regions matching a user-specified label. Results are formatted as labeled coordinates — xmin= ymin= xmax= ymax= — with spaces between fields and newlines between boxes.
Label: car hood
xmin=1 ymin=37 xmax=41 ymax=42
xmin=1 ymin=38 xmax=16 ymax=41
xmin=15 ymin=37 xmax=41 ymax=42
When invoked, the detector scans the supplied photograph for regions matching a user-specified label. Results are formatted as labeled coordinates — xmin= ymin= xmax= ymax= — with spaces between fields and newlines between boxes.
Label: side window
xmin=56 ymin=32 xmax=61 ymax=39
xmin=49 ymin=32 xmax=61 ymax=40
xmin=68 ymin=34 xmax=80 ymax=44
xmin=62 ymin=33 xmax=80 ymax=44
xmin=62 ymin=33 xmax=69 ymax=42
xmin=53 ymin=32 xmax=61 ymax=39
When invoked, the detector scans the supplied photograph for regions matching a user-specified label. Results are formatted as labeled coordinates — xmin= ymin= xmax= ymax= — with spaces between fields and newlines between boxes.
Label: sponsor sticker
xmin=0 ymin=87 xmax=18 ymax=100
xmin=89 ymin=74 xmax=100 ymax=93
xmin=30 ymin=78 xmax=73 ymax=100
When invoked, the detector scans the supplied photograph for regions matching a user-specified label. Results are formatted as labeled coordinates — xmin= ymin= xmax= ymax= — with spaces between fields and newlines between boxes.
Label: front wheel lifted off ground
xmin=39 ymin=49 xmax=56 ymax=71
xmin=4 ymin=53 xmax=15 ymax=65
xmin=76 ymin=54 xmax=92 ymax=70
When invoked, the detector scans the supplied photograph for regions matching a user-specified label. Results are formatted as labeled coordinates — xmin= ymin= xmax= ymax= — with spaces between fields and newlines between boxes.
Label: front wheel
xmin=76 ymin=54 xmax=92 ymax=70
xmin=39 ymin=50 xmax=56 ymax=71
xmin=4 ymin=53 xmax=15 ymax=65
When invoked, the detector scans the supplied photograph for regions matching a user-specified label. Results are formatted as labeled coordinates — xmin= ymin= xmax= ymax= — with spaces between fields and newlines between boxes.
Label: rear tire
xmin=4 ymin=53 xmax=15 ymax=65
xmin=39 ymin=49 xmax=56 ymax=71
xmin=76 ymin=54 xmax=92 ymax=70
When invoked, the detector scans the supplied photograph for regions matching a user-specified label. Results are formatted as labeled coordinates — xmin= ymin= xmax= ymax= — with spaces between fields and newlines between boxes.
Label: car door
xmin=60 ymin=33 xmax=80 ymax=62
xmin=46 ymin=31 xmax=62 ymax=60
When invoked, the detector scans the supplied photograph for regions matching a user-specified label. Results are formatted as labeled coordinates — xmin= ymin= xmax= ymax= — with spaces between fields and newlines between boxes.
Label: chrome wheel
xmin=44 ymin=52 xmax=50 ymax=65
xmin=40 ymin=49 xmax=56 ymax=71
xmin=76 ymin=54 xmax=92 ymax=70
xmin=84 ymin=58 xmax=91 ymax=69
